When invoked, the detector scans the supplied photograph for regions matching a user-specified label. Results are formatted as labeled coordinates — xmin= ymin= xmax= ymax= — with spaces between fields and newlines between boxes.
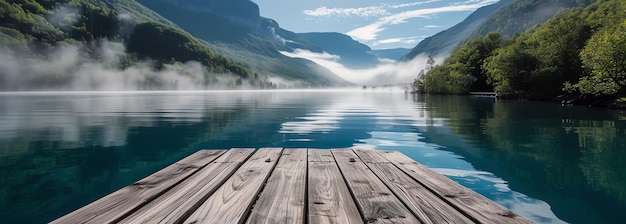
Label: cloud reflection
xmin=276 ymin=91 xmax=566 ymax=223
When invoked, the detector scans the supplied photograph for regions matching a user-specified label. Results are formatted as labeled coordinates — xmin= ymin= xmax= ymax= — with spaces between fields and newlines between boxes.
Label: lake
xmin=1 ymin=90 xmax=625 ymax=223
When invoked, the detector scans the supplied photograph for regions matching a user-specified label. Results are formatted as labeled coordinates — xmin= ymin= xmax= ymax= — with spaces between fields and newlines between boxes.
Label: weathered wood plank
xmin=308 ymin=149 xmax=363 ymax=224
xmin=183 ymin=148 xmax=283 ymax=224
xmin=51 ymin=149 xmax=227 ymax=224
xmin=331 ymin=149 xmax=421 ymax=224
xmin=120 ymin=148 xmax=255 ymax=224
xmin=308 ymin=149 xmax=335 ymax=162
xmin=246 ymin=149 xmax=307 ymax=224
xmin=354 ymin=150 xmax=474 ymax=224
xmin=380 ymin=151 xmax=532 ymax=224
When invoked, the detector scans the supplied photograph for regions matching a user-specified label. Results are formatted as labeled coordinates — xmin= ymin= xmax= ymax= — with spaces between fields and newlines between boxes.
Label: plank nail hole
xmin=380 ymin=192 xmax=391 ymax=196
xmin=349 ymin=158 xmax=356 ymax=162
xmin=265 ymin=158 xmax=271 ymax=162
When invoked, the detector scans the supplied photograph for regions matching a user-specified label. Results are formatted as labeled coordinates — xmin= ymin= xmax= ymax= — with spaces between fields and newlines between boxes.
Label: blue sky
xmin=253 ymin=0 xmax=500 ymax=49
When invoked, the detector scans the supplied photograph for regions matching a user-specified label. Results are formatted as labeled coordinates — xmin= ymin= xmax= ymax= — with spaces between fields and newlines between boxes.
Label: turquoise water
xmin=1 ymin=90 xmax=625 ymax=223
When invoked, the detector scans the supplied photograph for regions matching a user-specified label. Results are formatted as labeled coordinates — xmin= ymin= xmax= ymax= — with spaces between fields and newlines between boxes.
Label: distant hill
xmin=298 ymin=32 xmax=379 ymax=69
xmin=401 ymin=0 xmax=595 ymax=61
xmin=470 ymin=0 xmax=595 ymax=37
xmin=400 ymin=0 xmax=513 ymax=61
xmin=371 ymin=48 xmax=411 ymax=61
xmin=136 ymin=0 xmax=349 ymax=86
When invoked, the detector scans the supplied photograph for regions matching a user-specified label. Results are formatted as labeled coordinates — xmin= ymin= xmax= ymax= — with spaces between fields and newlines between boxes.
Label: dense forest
xmin=413 ymin=0 xmax=625 ymax=104
xmin=0 ymin=0 xmax=262 ymax=90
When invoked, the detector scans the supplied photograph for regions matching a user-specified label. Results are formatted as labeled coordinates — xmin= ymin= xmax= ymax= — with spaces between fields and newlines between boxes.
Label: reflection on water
xmin=0 ymin=90 xmax=624 ymax=223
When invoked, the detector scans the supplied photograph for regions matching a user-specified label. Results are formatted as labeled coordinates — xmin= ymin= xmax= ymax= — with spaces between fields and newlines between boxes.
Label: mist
xmin=280 ymin=49 xmax=445 ymax=86
xmin=0 ymin=3 xmax=267 ymax=92
xmin=0 ymin=39 xmax=258 ymax=91
xmin=46 ymin=5 xmax=80 ymax=30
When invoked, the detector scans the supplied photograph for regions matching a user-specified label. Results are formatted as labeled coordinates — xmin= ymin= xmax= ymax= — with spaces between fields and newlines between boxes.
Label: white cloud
xmin=303 ymin=6 xmax=388 ymax=17
xmin=377 ymin=38 xmax=404 ymax=44
xmin=424 ymin=25 xmax=443 ymax=28
xmin=347 ymin=0 xmax=499 ymax=41
xmin=372 ymin=36 xmax=426 ymax=46
xmin=302 ymin=0 xmax=442 ymax=18
xmin=387 ymin=0 xmax=443 ymax=9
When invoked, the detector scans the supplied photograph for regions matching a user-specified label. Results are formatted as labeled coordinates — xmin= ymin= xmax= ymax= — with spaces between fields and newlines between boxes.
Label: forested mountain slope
xmin=400 ymin=0 xmax=513 ymax=61
xmin=0 ymin=0 xmax=257 ymax=90
xmin=401 ymin=0 xmax=593 ymax=61
xmin=413 ymin=0 xmax=626 ymax=106
xmin=470 ymin=0 xmax=595 ymax=37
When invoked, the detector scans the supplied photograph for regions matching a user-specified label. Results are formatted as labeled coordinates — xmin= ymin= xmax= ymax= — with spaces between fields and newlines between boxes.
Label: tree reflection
xmin=416 ymin=94 xmax=626 ymax=223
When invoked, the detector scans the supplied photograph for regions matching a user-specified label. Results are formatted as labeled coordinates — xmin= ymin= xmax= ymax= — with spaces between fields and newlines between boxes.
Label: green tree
xmin=521 ymin=9 xmax=590 ymax=97
xmin=413 ymin=33 xmax=502 ymax=94
xmin=567 ymin=22 xmax=626 ymax=95
xmin=447 ymin=32 xmax=503 ymax=91
xmin=411 ymin=56 xmax=435 ymax=93
xmin=483 ymin=43 xmax=537 ymax=97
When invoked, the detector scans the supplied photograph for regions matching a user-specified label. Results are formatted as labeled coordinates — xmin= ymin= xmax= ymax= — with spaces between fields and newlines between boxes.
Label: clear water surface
xmin=1 ymin=90 xmax=625 ymax=223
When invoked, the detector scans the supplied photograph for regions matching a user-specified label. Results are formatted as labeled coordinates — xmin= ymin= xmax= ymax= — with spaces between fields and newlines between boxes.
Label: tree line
xmin=412 ymin=0 xmax=626 ymax=100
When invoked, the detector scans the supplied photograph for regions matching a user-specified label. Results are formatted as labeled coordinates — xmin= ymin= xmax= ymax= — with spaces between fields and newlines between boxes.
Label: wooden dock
xmin=52 ymin=148 xmax=531 ymax=224
xmin=469 ymin=92 xmax=497 ymax=98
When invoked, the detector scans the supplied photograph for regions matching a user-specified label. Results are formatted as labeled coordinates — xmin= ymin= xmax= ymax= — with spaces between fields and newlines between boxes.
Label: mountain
xmin=401 ymin=0 xmax=514 ymax=61
xmin=411 ymin=0 xmax=623 ymax=100
xmin=0 ymin=0 xmax=260 ymax=90
xmin=401 ymin=0 xmax=595 ymax=61
xmin=471 ymin=0 xmax=595 ymax=37
xmin=297 ymin=32 xmax=379 ymax=69
xmin=135 ymin=0 xmax=349 ymax=86
xmin=371 ymin=48 xmax=411 ymax=61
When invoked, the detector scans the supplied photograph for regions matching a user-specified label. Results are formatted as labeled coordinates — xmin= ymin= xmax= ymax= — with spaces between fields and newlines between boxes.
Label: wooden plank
xmin=183 ymin=148 xmax=283 ymax=224
xmin=331 ymin=149 xmax=421 ymax=224
xmin=246 ymin=149 xmax=307 ymax=224
xmin=308 ymin=149 xmax=335 ymax=162
xmin=354 ymin=150 xmax=474 ymax=224
xmin=308 ymin=149 xmax=362 ymax=224
xmin=51 ymin=149 xmax=227 ymax=224
xmin=380 ymin=151 xmax=532 ymax=224
xmin=120 ymin=148 xmax=255 ymax=224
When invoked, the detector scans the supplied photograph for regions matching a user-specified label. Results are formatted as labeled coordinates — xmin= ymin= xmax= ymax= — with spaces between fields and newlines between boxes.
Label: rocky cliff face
xmin=148 ymin=0 xmax=261 ymax=29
